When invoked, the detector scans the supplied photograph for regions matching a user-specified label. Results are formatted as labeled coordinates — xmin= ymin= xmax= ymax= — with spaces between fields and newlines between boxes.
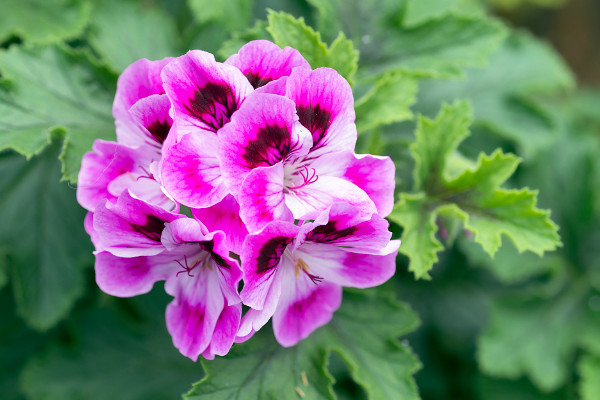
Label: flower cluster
xmin=77 ymin=40 xmax=399 ymax=360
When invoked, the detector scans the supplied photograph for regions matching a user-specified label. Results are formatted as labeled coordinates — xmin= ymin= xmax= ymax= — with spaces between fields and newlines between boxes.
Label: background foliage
xmin=1 ymin=0 xmax=598 ymax=399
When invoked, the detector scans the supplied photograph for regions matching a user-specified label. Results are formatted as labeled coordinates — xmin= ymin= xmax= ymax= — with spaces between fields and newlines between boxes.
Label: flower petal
xmin=93 ymin=191 xmax=182 ymax=257
xmin=219 ymin=93 xmax=312 ymax=196
xmin=238 ymin=163 xmax=294 ymax=233
xmin=161 ymin=132 xmax=228 ymax=208
xmin=128 ymin=94 xmax=173 ymax=148
xmin=192 ymin=195 xmax=249 ymax=254
xmin=202 ymin=303 xmax=242 ymax=359
xmin=284 ymin=175 xmax=376 ymax=221
xmin=165 ymin=268 xmax=225 ymax=361
xmin=272 ymin=267 xmax=342 ymax=347
xmin=94 ymin=251 xmax=173 ymax=297
xmin=285 ymin=67 xmax=356 ymax=156
xmin=225 ymin=40 xmax=310 ymax=89
xmin=161 ymin=50 xmax=253 ymax=136
xmin=114 ymin=57 xmax=173 ymax=147
xmin=240 ymin=220 xmax=299 ymax=310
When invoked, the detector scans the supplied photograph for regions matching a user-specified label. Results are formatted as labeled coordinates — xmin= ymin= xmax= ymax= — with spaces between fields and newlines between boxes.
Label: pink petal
xmin=94 ymin=251 xmax=173 ymax=297
xmin=93 ymin=192 xmax=182 ymax=257
xmin=161 ymin=132 xmax=228 ymax=208
xmin=128 ymin=94 xmax=173 ymax=148
xmin=202 ymin=303 xmax=242 ymax=359
xmin=192 ymin=195 xmax=249 ymax=254
xmin=114 ymin=58 xmax=174 ymax=147
xmin=84 ymin=212 xmax=100 ymax=249
xmin=238 ymin=163 xmax=294 ymax=233
xmin=285 ymin=67 xmax=356 ymax=156
xmin=161 ymin=50 xmax=253 ymax=137
xmin=294 ymin=240 xmax=399 ymax=289
xmin=284 ymin=175 xmax=376 ymax=221
xmin=272 ymin=267 xmax=342 ymax=347
xmin=218 ymin=93 xmax=312 ymax=196
xmin=240 ymin=221 xmax=300 ymax=310
xmin=225 ymin=40 xmax=310 ymax=89
xmin=165 ymin=268 xmax=225 ymax=361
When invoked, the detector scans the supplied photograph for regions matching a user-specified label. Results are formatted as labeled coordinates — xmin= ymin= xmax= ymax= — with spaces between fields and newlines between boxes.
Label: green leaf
xmin=185 ymin=290 xmax=421 ymax=400
xmin=0 ymin=0 xmax=91 ymax=45
xmin=411 ymin=101 xmax=472 ymax=191
xmin=0 ymin=141 xmax=91 ymax=330
xmin=20 ymin=292 xmax=200 ymax=400
xmin=0 ymin=45 xmax=115 ymax=183
xmin=416 ymin=32 xmax=575 ymax=156
xmin=188 ymin=0 xmax=251 ymax=31
xmin=478 ymin=283 xmax=595 ymax=392
xmin=217 ymin=21 xmax=270 ymax=60
xmin=354 ymin=71 xmax=418 ymax=134
xmin=266 ymin=11 xmax=359 ymax=81
xmin=0 ymin=252 xmax=8 ymax=290
xmin=388 ymin=194 xmax=444 ymax=280
xmin=402 ymin=0 xmax=485 ymax=27
xmin=89 ymin=0 xmax=179 ymax=73
xmin=579 ymin=354 xmax=600 ymax=400
xmin=392 ymin=102 xmax=560 ymax=277
xmin=364 ymin=14 xmax=507 ymax=78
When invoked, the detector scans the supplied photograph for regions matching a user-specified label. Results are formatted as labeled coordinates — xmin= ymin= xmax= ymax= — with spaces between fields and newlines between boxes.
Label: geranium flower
xmin=236 ymin=202 xmax=399 ymax=346
xmin=160 ymin=41 xmax=310 ymax=208
xmin=93 ymin=192 xmax=243 ymax=360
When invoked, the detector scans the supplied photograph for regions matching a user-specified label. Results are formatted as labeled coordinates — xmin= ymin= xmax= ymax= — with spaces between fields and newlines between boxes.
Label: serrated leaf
xmin=579 ymin=354 xmax=600 ymax=400
xmin=185 ymin=290 xmax=420 ymax=400
xmin=89 ymin=0 xmax=179 ymax=73
xmin=0 ymin=0 xmax=91 ymax=45
xmin=188 ymin=0 xmax=251 ymax=31
xmin=478 ymin=285 xmax=596 ymax=392
xmin=266 ymin=11 xmax=359 ymax=81
xmin=354 ymin=72 xmax=418 ymax=134
xmin=20 ymin=292 xmax=199 ymax=400
xmin=0 ymin=142 xmax=91 ymax=330
xmin=0 ymin=45 xmax=115 ymax=183
xmin=411 ymin=101 xmax=472 ymax=191
xmin=388 ymin=194 xmax=444 ymax=280
xmin=417 ymin=32 xmax=575 ymax=156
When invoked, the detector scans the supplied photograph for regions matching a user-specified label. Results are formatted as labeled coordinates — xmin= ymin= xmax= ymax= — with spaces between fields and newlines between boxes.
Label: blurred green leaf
xmin=20 ymin=292 xmax=200 ymax=400
xmin=217 ymin=21 xmax=270 ymax=60
xmin=0 ymin=45 xmax=115 ymax=183
xmin=402 ymin=0 xmax=485 ymax=27
xmin=185 ymin=290 xmax=420 ymax=400
xmin=417 ymin=32 xmax=575 ymax=156
xmin=0 ymin=141 xmax=91 ymax=330
xmin=0 ymin=0 xmax=91 ymax=45
xmin=188 ymin=0 xmax=251 ymax=31
xmin=266 ymin=10 xmax=359 ymax=81
xmin=579 ymin=354 xmax=600 ymax=400
xmin=354 ymin=71 xmax=418 ymax=134
xmin=88 ymin=0 xmax=180 ymax=73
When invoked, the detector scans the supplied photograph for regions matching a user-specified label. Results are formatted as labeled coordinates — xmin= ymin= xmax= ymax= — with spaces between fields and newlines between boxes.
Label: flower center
xmin=285 ymin=164 xmax=319 ymax=191
xmin=175 ymin=253 xmax=211 ymax=278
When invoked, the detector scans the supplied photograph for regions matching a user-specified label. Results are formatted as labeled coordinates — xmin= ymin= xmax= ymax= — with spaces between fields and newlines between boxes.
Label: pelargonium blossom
xmin=76 ymin=39 xmax=400 ymax=360
xmin=93 ymin=192 xmax=243 ymax=360
xmin=237 ymin=202 xmax=400 ymax=346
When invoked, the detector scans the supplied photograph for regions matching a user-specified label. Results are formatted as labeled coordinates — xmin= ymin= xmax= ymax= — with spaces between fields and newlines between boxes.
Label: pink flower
xmin=160 ymin=41 xmax=310 ymax=208
xmin=237 ymin=202 xmax=399 ymax=346
xmin=93 ymin=192 xmax=243 ymax=360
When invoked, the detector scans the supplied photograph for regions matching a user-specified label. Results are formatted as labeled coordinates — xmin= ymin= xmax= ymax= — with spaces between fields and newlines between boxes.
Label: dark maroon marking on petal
xmin=130 ymin=214 xmax=166 ymax=242
xmin=244 ymin=72 xmax=271 ymax=89
xmin=297 ymin=104 xmax=332 ymax=149
xmin=241 ymin=125 xmax=294 ymax=168
xmin=200 ymin=241 xmax=230 ymax=269
xmin=146 ymin=119 xmax=172 ymax=144
xmin=184 ymin=82 xmax=239 ymax=132
xmin=255 ymin=236 xmax=293 ymax=274
xmin=307 ymin=221 xmax=357 ymax=243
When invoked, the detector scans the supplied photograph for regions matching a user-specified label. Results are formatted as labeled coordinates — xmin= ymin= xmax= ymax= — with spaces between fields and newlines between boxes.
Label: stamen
xmin=135 ymin=166 xmax=155 ymax=182
xmin=294 ymin=258 xmax=323 ymax=285
xmin=175 ymin=255 xmax=199 ymax=277
xmin=287 ymin=166 xmax=319 ymax=190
